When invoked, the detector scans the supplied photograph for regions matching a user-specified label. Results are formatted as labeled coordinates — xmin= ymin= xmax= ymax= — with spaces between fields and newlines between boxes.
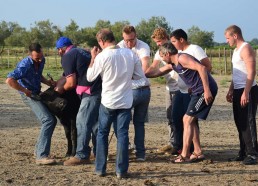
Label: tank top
xmin=172 ymin=53 xmax=217 ymax=95
xmin=232 ymin=42 xmax=256 ymax=89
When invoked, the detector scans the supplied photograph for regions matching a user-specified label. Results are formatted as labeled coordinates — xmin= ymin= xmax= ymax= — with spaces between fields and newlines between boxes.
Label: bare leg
xmin=180 ymin=115 xmax=201 ymax=158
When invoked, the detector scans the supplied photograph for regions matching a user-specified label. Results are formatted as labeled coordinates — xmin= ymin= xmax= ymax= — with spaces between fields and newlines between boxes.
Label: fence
xmin=1 ymin=47 xmax=258 ymax=75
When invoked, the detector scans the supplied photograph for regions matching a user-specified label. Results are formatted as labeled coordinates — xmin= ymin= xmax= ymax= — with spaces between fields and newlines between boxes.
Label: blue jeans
xmin=132 ymin=87 xmax=151 ymax=158
xmin=75 ymin=93 xmax=101 ymax=159
xmin=166 ymin=90 xmax=177 ymax=146
xmin=172 ymin=91 xmax=190 ymax=150
xmin=95 ymin=104 xmax=131 ymax=175
xmin=21 ymin=94 xmax=57 ymax=159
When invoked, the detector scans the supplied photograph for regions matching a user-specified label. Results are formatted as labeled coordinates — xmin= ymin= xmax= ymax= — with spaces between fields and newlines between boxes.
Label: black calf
xmin=40 ymin=87 xmax=81 ymax=157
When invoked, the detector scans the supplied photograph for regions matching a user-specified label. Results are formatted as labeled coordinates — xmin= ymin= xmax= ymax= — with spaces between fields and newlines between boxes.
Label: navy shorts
xmin=186 ymin=93 xmax=215 ymax=120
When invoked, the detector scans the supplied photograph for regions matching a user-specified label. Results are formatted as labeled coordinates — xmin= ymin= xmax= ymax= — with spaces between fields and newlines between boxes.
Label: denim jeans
xmin=95 ymin=104 xmax=131 ymax=175
xmin=131 ymin=87 xmax=151 ymax=158
xmin=21 ymin=94 xmax=57 ymax=159
xmin=172 ymin=91 xmax=191 ymax=150
xmin=165 ymin=90 xmax=177 ymax=146
xmin=75 ymin=93 xmax=101 ymax=159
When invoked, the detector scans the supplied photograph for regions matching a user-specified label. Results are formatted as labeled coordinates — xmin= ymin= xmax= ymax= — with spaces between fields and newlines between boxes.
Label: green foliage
xmin=136 ymin=16 xmax=173 ymax=50
xmin=187 ymin=26 xmax=214 ymax=48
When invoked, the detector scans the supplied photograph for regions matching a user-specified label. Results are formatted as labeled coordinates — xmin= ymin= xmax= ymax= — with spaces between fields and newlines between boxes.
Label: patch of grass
xmin=220 ymin=77 xmax=231 ymax=87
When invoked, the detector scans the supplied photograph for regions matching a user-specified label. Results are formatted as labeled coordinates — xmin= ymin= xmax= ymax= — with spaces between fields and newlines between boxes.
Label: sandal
xmin=190 ymin=152 xmax=205 ymax=162
xmin=172 ymin=155 xmax=190 ymax=163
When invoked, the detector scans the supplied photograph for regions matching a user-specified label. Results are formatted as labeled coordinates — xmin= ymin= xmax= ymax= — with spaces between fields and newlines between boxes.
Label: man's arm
xmin=200 ymin=57 xmax=212 ymax=72
xmin=145 ymin=62 xmax=173 ymax=78
xmin=240 ymin=44 xmax=256 ymax=106
xmin=140 ymin=56 xmax=150 ymax=73
xmin=41 ymin=75 xmax=55 ymax=87
xmin=54 ymin=74 xmax=76 ymax=94
xmin=6 ymin=77 xmax=31 ymax=97
xmin=179 ymin=54 xmax=213 ymax=105
xmin=226 ymin=81 xmax=234 ymax=103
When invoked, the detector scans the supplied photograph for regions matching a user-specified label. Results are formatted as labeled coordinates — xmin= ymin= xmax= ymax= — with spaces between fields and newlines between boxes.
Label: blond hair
xmin=151 ymin=27 xmax=169 ymax=40
xmin=225 ymin=25 xmax=242 ymax=37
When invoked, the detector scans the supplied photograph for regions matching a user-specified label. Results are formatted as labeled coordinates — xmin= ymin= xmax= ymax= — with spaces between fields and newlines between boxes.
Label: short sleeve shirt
xmin=61 ymin=47 xmax=102 ymax=95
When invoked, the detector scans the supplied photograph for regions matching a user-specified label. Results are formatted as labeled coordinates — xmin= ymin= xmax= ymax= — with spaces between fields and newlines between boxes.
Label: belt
xmin=137 ymin=86 xmax=150 ymax=90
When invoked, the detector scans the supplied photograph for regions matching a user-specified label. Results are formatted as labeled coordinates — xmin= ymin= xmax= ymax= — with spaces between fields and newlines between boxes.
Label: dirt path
xmin=0 ymin=76 xmax=258 ymax=186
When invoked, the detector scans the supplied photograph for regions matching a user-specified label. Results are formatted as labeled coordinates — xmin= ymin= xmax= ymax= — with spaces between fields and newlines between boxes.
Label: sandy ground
xmin=0 ymin=76 xmax=258 ymax=186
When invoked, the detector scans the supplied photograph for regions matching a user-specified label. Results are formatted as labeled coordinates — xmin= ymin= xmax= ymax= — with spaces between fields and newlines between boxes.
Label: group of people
xmin=6 ymin=24 xmax=258 ymax=179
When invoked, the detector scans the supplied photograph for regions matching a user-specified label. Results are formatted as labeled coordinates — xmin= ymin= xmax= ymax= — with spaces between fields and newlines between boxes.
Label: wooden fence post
xmin=224 ymin=48 xmax=227 ymax=75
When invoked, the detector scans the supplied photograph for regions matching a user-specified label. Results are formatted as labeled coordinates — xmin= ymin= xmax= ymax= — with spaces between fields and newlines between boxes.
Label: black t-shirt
xmin=61 ymin=47 xmax=102 ymax=95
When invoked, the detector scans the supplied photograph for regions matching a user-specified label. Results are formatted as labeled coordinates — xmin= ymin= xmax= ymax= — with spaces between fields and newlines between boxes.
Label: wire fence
xmin=1 ymin=47 xmax=258 ymax=75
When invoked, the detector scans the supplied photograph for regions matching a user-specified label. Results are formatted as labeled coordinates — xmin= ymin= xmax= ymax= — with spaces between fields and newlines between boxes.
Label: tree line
xmin=1 ymin=16 xmax=258 ymax=53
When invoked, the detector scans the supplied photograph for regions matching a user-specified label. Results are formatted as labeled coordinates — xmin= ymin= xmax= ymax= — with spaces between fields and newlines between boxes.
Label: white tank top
xmin=232 ymin=42 xmax=256 ymax=89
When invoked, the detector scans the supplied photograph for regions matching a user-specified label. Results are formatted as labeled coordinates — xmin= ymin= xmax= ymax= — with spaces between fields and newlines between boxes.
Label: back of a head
xmin=96 ymin=29 xmax=115 ymax=43
xmin=56 ymin=37 xmax=73 ymax=49
xmin=170 ymin=29 xmax=188 ymax=41
xmin=151 ymin=27 xmax=169 ymax=40
xmin=122 ymin=25 xmax=136 ymax=35
xmin=159 ymin=42 xmax=178 ymax=56
xmin=29 ymin=43 xmax=42 ymax=53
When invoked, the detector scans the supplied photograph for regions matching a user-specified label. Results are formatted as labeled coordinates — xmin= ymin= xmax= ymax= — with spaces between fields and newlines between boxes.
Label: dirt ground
xmin=0 ymin=75 xmax=258 ymax=186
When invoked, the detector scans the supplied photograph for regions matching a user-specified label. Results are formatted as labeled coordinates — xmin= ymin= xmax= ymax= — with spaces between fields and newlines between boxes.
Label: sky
xmin=1 ymin=0 xmax=258 ymax=43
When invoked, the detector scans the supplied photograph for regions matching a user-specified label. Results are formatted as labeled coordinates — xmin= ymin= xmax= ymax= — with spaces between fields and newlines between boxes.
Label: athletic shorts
xmin=186 ymin=92 xmax=216 ymax=120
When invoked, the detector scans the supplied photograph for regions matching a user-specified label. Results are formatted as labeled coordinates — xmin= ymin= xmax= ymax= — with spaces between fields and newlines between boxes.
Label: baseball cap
xmin=56 ymin=37 xmax=73 ymax=49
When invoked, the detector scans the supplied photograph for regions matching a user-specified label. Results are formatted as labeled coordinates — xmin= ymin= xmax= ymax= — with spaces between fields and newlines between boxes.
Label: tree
xmin=250 ymin=38 xmax=258 ymax=46
xmin=63 ymin=20 xmax=83 ymax=45
xmin=187 ymin=26 xmax=214 ymax=48
xmin=29 ymin=20 xmax=57 ymax=48
xmin=81 ymin=27 xmax=98 ymax=48
xmin=111 ymin=21 xmax=130 ymax=42
xmin=135 ymin=16 xmax=173 ymax=50
xmin=5 ymin=25 xmax=28 ymax=47
xmin=95 ymin=20 xmax=111 ymax=30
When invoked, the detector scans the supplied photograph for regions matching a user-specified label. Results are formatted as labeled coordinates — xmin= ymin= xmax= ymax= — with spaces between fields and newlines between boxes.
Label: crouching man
xmin=157 ymin=42 xmax=218 ymax=163
xmin=6 ymin=43 xmax=57 ymax=165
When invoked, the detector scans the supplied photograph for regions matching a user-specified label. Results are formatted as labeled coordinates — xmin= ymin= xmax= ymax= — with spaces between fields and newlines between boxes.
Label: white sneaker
xmin=136 ymin=157 xmax=145 ymax=161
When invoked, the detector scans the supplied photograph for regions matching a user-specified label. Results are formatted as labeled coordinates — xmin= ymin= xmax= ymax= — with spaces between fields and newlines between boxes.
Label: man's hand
xmin=240 ymin=91 xmax=249 ymax=107
xmin=91 ymin=46 xmax=101 ymax=59
xmin=204 ymin=90 xmax=213 ymax=105
xmin=24 ymin=88 xmax=32 ymax=97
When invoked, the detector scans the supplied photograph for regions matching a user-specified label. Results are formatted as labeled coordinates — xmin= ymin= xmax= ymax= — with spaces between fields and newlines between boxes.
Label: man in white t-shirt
xmin=146 ymin=27 xmax=182 ymax=155
xmin=117 ymin=25 xmax=150 ymax=161
xmin=87 ymin=29 xmax=146 ymax=178
xmin=170 ymin=29 xmax=212 ymax=72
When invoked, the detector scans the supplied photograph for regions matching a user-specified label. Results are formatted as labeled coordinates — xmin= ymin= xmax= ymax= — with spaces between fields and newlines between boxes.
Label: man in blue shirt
xmin=6 ymin=43 xmax=57 ymax=165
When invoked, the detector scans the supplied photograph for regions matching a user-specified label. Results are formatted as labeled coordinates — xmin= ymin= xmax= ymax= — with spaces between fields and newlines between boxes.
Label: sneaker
xmin=228 ymin=154 xmax=246 ymax=162
xmin=116 ymin=172 xmax=129 ymax=179
xmin=95 ymin=172 xmax=106 ymax=177
xmin=242 ymin=155 xmax=257 ymax=165
xmin=36 ymin=157 xmax=56 ymax=165
xmin=157 ymin=145 xmax=172 ymax=153
xmin=136 ymin=157 xmax=145 ymax=161
xmin=63 ymin=157 xmax=90 ymax=166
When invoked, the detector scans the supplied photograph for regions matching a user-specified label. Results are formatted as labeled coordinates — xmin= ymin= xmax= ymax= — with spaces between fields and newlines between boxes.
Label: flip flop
xmin=172 ymin=155 xmax=190 ymax=164
xmin=190 ymin=152 xmax=205 ymax=162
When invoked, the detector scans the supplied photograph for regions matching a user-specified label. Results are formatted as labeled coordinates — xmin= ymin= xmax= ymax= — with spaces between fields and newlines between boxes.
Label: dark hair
xmin=96 ymin=28 xmax=115 ymax=43
xmin=170 ymin=29 xmax=188 ymax=41
xmin=122 ymin=25 xmax=136 ymax=34
xmin=29 ymin=43 xmax=42 ymax=53
xmin=159 ymin=42 xmax=178 ymax=56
